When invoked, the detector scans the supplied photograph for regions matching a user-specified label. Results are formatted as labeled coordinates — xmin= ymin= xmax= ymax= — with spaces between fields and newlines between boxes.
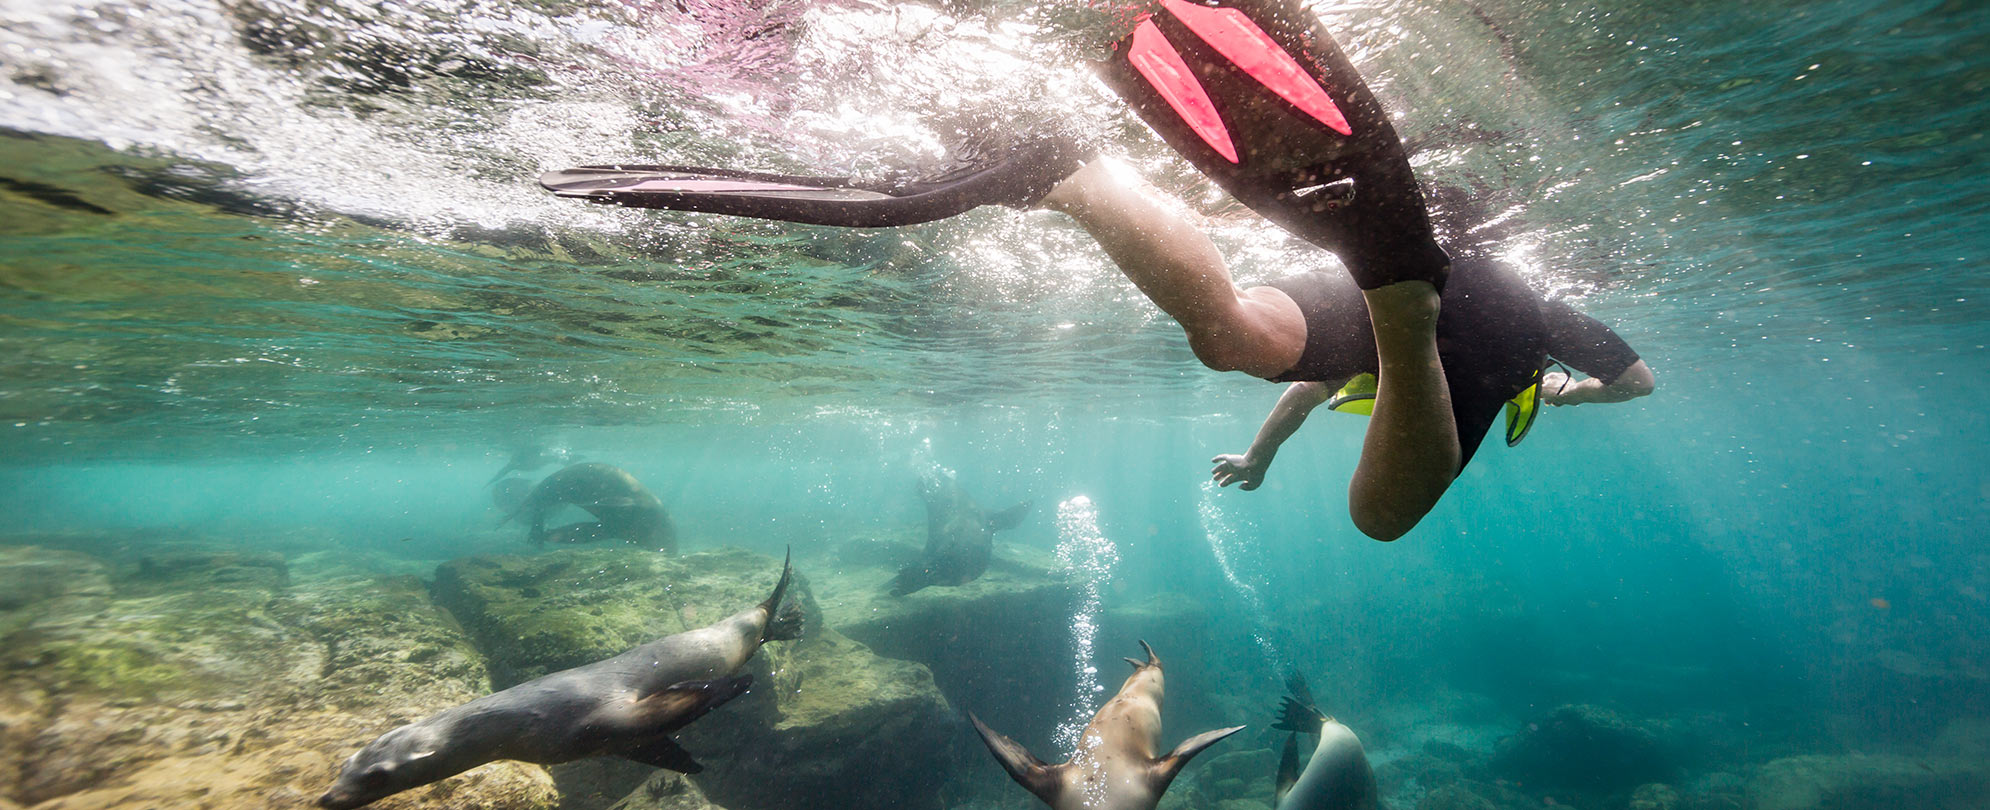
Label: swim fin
xmin=540 ymin=136 xmax=1092 ymax=227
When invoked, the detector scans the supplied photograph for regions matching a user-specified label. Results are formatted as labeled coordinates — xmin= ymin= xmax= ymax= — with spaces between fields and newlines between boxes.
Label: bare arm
xmin=1542 ymin=359 xmax=1655 ymax=406
xmin=1211 ymin=381 xmax=1335 ymax=490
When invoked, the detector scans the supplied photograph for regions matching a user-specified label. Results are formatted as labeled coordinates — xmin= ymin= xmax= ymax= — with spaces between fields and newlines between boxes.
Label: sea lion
xmin=1270 ymin=676 xmax=1379 ymax=810
xmin=485 ymin=443 xmax=574 ymax=485
xmin=317 ymin=552 xmax=805 ymax=810
xmin=490 ymin=477 xmax=534 ymax=515
xmin=508 ymin=462 xmax=677 ymax=554
xmin=971 ymin=641 xmax=1244 ymax=810
xmin=888 ymin=468 xmax=1029 ymax=596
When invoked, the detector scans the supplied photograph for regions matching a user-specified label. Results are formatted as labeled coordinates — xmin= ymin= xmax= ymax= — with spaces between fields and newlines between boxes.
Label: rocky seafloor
xmin=1 ymin=528 xmax=1986 ymax=810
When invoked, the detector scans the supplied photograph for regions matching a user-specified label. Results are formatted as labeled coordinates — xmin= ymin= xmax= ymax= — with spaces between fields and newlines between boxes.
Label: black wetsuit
xmin=1265 ymin=259 xmax=1640 ymax=466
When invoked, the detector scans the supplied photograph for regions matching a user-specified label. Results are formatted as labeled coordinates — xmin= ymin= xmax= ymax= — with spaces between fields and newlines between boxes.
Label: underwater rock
xmin=1489 ymin=704 xmax=1676 ymax=794
xmin=0 ymin=542 xmax=555 ymax=810
xmin=607 ymin=772 xmax=732 ymax=810
xmin=1744 ymin=753 xmax=1990 ymax=810
xmin=1931 ymin=716 xmax=1990 ymax=761
xmin=1629 ymin=782 xmax=1682 ymax=810
xmin=1415 ymin=784 xmax=1499 ymax=810
xmin=1378 ymin=747 xmax=1468 ymax=795
xmin=434 ymin=547 xmax=957 ymax=810
xmin=1191 ymin=747 xmax=1278 ymax=806
xmin=819 ymin=538 xmax=1079 ymax=737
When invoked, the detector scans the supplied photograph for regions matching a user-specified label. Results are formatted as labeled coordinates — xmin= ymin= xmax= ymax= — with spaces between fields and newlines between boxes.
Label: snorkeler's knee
xmin=1349 ymin=507 xmax=1412 ymax=542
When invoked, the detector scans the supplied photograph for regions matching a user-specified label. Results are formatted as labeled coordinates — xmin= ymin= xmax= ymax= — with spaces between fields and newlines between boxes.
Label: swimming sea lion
xmin=485 ymin=443 xmax=574 ymax=485
xmin=490 ymin=477 xmax=534 ymax=515
xmin=888 ymin=468 xmax=1029 ymax=596
xmin=971 ymin=641 xmax=1244 ymax=810
xmin=1271 ymin=675 xmax=1378 ymax=810
xmin=509 ymin=462 xmax=677 ymax=554
xmin=317 ymin=552 xmax=805 ymax=810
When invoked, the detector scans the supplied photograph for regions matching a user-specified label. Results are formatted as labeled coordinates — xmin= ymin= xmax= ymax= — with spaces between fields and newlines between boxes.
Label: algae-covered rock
xmin=435 ymin=547 xmax=957 ymax=810
xmin=1489 ymin=704 xmax=1676 ymax=793
xmin=1416 ymin=783 xmax=1498 ymax=810
xmin=1745 ymin=753 xmax=1990 ymax=810
xmin=1192 ymin=747 xmax=1277 ymax=806
xmin=0 ymin=542 xmax=555 ymax=810
xmin=818 ymin=539 xmax=1077 ymax=738
xmin=1630 ymin=782 xmax=1682 ymax=810
xmin=608 ymin=772 xmax=733 ymax=810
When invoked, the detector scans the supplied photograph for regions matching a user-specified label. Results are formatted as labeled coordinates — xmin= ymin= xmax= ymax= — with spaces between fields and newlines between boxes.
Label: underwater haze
xmin=1 ymin=0 xmax=1986 ymax=809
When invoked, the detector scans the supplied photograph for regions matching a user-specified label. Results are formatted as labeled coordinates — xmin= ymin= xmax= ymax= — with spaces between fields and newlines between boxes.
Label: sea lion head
xmin=318 ymin=721 xmax=451 ymax=809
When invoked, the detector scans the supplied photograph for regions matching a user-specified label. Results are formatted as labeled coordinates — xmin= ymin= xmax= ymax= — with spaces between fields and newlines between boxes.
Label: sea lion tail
xmin=1273 ymin=695 xmax=1331 ymax=734
xmin=759 ymin=547 xmax=805 ymax=642
xmin=970 ymin=713 xmax=1064 ymax=805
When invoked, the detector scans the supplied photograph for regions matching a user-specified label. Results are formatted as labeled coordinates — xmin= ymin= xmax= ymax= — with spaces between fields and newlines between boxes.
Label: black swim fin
xmin=540 ymin=136 xmax=1092 ymax=227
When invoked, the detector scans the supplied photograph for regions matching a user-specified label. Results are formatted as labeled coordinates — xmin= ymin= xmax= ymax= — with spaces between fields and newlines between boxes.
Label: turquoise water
xmin=2 ymin=0 xmax=1986 ymax=809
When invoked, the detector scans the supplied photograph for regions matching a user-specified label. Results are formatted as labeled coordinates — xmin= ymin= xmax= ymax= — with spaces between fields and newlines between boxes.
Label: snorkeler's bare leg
xmin=1037 ymin=159 xmax=1306 ymax=378
xmin=1348 ymin=281 xmax=1459 ymax=541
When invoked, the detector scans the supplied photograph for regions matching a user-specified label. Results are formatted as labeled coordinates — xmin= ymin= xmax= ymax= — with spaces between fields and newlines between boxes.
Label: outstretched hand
xmin=1210 ymin=454 xmax=1267 ymax=491
xmin=1541 ymin=371 xmax=1575 ymax=405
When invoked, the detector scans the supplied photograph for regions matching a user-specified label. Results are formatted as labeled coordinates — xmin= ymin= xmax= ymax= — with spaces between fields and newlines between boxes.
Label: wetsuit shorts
xmin=1093 ymin=0 xmax=1452 ymax=291
xmin=1264 ymin=259 xmax=1640 ymax=466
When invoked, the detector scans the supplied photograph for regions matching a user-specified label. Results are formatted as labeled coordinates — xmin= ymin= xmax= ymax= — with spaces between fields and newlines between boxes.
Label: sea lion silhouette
xmin=317 ymin=552 xmax=805 ymax=810
xmin=888 ymin=468 xmax=1029 ymax=596
xmin=490 ymin=477 xmax=533 ymax=515
xmin=485 ymin=443 xmax=575 ymax=485
xmin=507 ymin=462 xmax=677 ymax=554
xmin=1271 ymin=674 xmax=1378 ymax=810
xmin=971 ymin=641 xmax=1243 ymax=810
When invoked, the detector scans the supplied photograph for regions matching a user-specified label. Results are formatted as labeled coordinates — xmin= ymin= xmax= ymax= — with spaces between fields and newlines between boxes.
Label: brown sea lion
xmin=508 ymin=462 xmax=677 ymax=554
xmin=316 ymin=553 xmax=803 ymax=810
xmin=971 ymin=641 xmax=1244 ymax=810
xmin=889 ymin=468 xmax=1030 ymax=596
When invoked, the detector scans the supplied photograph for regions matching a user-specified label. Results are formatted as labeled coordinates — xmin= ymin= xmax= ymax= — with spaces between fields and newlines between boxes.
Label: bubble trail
xmin=1052 ymin=494 xmax=1119 ymax=754
xmin=1197 ymin=481 xmax=1287 ymax=672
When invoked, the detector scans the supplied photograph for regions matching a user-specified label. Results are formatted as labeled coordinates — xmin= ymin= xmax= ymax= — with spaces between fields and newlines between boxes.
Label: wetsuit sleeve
xmin=1540 ymin=298 xmax=1641 ymax=384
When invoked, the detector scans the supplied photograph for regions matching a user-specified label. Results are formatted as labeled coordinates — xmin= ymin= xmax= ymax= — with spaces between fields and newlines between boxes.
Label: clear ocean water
xmin=1 ymin=0 xmax=1985 ymax=809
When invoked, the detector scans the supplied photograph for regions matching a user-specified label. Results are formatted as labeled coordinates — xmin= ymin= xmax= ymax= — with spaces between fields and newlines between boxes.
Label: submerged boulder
xmin=816 ymin=538 xmax=1078 ymax=742
xmin=1489 ymin=704 xmax=1676 ymax=794
xmin=608 ymin=772 xmax=733 ymax=810
xmin=434 ymin=547 xmax=958 ymax=810
xmin=1745 ymin=753 xmax=1990 ymax=810
xmin=0 ymin=542 xmax=555 ymax=810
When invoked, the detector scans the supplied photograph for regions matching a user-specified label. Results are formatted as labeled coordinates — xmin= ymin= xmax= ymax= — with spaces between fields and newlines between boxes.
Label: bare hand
xmin=1210 ymin=454 xmax=1267 ymax=491
xmin=1541 ymin=371 xmax=1576 ymax=406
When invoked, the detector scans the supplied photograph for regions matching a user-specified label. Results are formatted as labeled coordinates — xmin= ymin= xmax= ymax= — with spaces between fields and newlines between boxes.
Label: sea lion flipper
xmin=986 ymin=501 xmax=1032 ymax=532
xmin=1275 ymin=732 xmax=1301 ymax=802
xmin=620 ymin=736 xmax=703 ymax=774
xmin=635 ymin=675 xmax=752 ymax=725
xmin=1273 ymin=695 xmax=1330 ymax=734
xmin=1152 ymin=725 xmax=1246 ymax=784
xmin=969 ymin=713 xmax=1064 ymax=805
xmin=759 ymin=548 xmax=806 ymax=642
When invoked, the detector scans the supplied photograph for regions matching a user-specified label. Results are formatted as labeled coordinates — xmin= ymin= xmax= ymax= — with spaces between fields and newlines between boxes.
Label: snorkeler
xmin=543 ymin=0 xmax=1652 ymax=540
